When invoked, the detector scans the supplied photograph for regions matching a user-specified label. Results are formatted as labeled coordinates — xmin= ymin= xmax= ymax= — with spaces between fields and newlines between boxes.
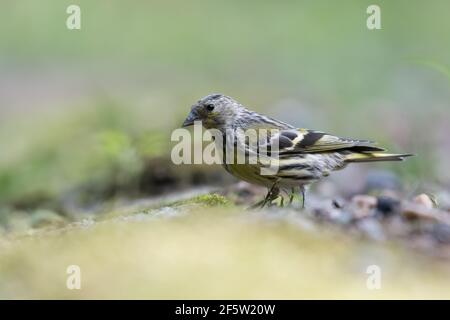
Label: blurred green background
xmin=1 ymin=1 xmax=449 ymax=207
xmin=0 ymin=0 xmax=449 ymax=299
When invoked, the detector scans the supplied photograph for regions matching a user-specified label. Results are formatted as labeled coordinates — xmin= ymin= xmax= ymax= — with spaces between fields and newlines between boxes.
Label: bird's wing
xmin=267 ymin=128 xmax=385 ymax=154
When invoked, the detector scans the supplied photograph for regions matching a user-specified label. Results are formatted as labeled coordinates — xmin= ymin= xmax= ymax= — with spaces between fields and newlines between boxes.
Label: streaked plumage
xmin=182 ymin=94 xmax=413 ymax=208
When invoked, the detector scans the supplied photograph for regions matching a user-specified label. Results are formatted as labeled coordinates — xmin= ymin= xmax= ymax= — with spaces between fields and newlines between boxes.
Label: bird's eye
xmin=205 ymin=104 xmax=215 ymax=111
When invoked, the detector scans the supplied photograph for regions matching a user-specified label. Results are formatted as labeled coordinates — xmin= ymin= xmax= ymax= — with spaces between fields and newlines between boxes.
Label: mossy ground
xmin=1 ymin=203 xmax=450 ymax=299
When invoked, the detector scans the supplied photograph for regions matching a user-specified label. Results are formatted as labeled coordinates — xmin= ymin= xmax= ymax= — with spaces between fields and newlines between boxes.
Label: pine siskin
xmin=182 ymin=94 xmax=413 ymax=208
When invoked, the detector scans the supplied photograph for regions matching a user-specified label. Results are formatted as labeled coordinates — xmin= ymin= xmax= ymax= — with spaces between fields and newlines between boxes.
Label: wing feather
xmin=269 ymin=129 xmax=385 ymax=154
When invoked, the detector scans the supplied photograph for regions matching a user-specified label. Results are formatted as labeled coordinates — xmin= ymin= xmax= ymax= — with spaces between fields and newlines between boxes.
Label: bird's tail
xmin=345 ymin=152 xmax=414 ymax=163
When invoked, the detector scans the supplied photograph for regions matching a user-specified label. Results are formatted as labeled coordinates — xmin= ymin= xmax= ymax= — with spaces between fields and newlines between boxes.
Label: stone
xmin=402 ymin=203 xmax=438 ymax=221
xmin=376 ymin=196 xmax=401 ymax=216
xmin=364 ymin=170 xmax=401 ymax=193
xmin=351 ymin=195 xmax=377 ymax=218
xmin=433 ymin=223 xmax=450 ymax=244
xmin=413 ymin=193 xmax=436 ymax=209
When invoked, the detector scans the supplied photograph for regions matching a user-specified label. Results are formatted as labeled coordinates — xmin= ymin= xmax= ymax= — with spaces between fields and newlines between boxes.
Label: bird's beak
xmin=182 ymin=110 xmax=200 ymax=127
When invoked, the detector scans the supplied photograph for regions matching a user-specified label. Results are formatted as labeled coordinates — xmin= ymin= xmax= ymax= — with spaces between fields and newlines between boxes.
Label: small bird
xmin=182 ymin=94 xmax=413 ymax=208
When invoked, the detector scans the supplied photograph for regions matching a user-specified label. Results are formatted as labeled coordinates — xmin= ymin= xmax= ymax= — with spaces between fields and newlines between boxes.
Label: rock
xmin=432 ymin=223 xmax=450 ymax=244
xmin=434 ymin=191 xmax=450 ymax=210
xmin=364 ymin=170 xmax=401 ymax=193
xmin=402 ymin=203 xmax=439 ymax=221
xmin=311 ymin=206 xmax=353 ymax=225
xmin=329 ymin=209 xmax=353 ymax=225
xmin=332 ymin=199 xmax=343 ymax=209
xmin=402 ymin=194 xmax=447 ymax=223
xmin=413 ymin=193 xmax=436 ymax=209
xmin=351 ymin=195 xmax=377 ymax=219
xmin=316 ymin=181 xmax=339 ymax=198
xmin=376 ymin=196 xmax=401 ymax=216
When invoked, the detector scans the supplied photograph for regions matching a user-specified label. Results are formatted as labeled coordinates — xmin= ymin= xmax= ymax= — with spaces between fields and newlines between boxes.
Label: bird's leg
xmin=261 ymin=188 xmax=274 ymax=208
xmin=260 ymin=183 xmax=279 ymax=208
xmin=248 ymin=182 xmax=281 ymax=209
xmin=248 ymin=199 xmax=265 ymax=209
xmin=300 ymin=185 xmax=306 ymax=209
xmin=288 ymin=187 xmax=295 ymax=205
xmin=248 ymin=184 xmax=277 ymax=209
xmin=279 ymin=196 xmax=285 ymax=207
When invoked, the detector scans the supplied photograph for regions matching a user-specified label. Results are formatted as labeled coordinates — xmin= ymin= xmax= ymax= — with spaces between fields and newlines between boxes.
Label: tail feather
xmin=345 ymin=152 xmax=414 ymax=163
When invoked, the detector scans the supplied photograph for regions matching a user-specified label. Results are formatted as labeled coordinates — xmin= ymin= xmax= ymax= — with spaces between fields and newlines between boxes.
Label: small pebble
xmin=332 ymin=199 xmax=343 ymax=209
xmin=434 ymin=191 xmax=450 ymax=210
xmin=364 ymin=170 xmax=401 ymax=193
xmin=413 ymin=193 xmax=435 ymax=209
xmin=402 ymin=203 xmax=437 ymax=221
xmin=376 ymin=196 xmax=400 ymax=216
xmin=330 ymin=209 xmax=353 ymax=225
xmin=351 ymin=195 xmax=377 ymax=219
xmin=432 ymin=223 xmax=450 ymax=244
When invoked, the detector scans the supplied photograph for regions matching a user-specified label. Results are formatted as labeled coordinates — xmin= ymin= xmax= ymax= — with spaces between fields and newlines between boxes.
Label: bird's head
xmin=182 ymin=94 xmax=241 ymax=130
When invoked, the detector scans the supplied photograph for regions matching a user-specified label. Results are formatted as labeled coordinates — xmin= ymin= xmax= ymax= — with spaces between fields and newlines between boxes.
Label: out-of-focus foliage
xmin=1 ymin=1 xmax=449 ymax=204
xmin=0 ymin=0 xmax=448 ymax=223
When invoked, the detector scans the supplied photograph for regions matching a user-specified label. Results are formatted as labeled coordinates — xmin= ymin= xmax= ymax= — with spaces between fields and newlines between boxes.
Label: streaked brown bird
xmin=182 ymin=94 xmax=413 ymax=208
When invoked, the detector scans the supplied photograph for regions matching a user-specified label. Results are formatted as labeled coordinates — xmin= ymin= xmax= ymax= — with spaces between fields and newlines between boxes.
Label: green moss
xmin=172 ymin=193 xmax=231 ymax=208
